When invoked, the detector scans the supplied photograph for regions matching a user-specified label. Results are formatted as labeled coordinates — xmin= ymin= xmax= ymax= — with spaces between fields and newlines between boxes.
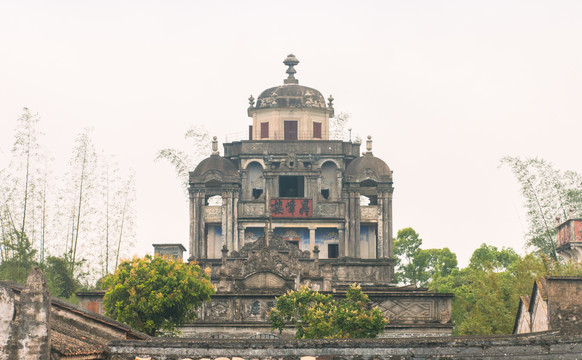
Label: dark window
xmin=249 ymin=125 xmax=253 ymax=140
xmin=252 ymin=188 xmax=263 ymax=199
xmin=284 ymin=120 xmax=298 ymax=140
xmin=321 ymin=189 xmax=330 ymax=199
xmin=261 ymin=122 xmax=269 ymax=139
xmin=313 ymin=122 xmax=322 ymax=139
xmin=279 ymin=176 xmax=304 ymax=197
xmin=328 ymin=244 xmax=339 ymax=258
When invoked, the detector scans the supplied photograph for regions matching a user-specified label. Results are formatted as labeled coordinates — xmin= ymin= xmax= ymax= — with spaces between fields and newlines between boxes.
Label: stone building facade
xmin=513 ymin=276 xmax=582 ymax=335
xmin=184 ymin=55 xmax=452 ymax=338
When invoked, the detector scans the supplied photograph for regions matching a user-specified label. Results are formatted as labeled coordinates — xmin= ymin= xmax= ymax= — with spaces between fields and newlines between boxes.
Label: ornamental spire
xmin=366 ymin=135 xmax=373 ymax=155
xmin=211 ymin=136 xmax=219 ymax=155
xmin=283 ymin=54 xmax=299 ymax=84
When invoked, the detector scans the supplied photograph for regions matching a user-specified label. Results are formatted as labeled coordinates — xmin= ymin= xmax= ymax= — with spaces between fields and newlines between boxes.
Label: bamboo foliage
xmin=0 ymin=108 xmax=136 ymax=285
xmin=501 ymin=157 xmax=582 ymax=260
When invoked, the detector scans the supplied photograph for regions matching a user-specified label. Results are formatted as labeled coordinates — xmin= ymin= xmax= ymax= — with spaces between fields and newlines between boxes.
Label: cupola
xmin=247 ymin=54 xmax=334 ymax=141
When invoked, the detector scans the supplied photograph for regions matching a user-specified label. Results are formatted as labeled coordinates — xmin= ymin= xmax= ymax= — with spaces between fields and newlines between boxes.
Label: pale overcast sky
xmin=1 ymin=1 xmax=581 ymax=267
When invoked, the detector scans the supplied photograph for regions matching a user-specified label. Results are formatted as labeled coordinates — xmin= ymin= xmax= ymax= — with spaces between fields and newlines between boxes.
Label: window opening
xmin=261 ymin=122 xmax=269 ymax=139
xmin=284 ymin=120 xmax=298 ymax=140
xmin=206 ymin=195 xmax=223 ymax=206
xmin=279 ymin=176 xmax=304 ymax=197
xmin=360 ymin=195 xmax=370 ymax=206
xmin=328 ymin=244 xmax=339 ymax=258
xmin=313 ymin=122 xmax=322 ymax=139
xmin=321 ymin=189 xmax=330 ymax=199
xmin=252 ymin=188 xmax=263 ymax=199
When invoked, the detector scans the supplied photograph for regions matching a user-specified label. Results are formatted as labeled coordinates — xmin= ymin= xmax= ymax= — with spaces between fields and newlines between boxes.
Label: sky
xmin=1 ymin=0 xmax=581 ymax=267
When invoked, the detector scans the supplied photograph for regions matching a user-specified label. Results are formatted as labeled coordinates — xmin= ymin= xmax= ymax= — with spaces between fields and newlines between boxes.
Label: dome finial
xmin=283 ymin=54 xmax=299 ymax=84
xmin=211 ymin=136 xmax=219 ymax=155
xmin=366 ymin=135 xmax=373 ymax=155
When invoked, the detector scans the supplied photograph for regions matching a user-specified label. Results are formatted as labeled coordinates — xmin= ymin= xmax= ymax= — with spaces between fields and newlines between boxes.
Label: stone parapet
xmin=108 ymin=331 xmax=582 ymax=360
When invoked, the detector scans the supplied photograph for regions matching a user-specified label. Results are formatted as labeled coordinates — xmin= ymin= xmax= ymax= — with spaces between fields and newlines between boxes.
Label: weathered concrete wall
xmin=546 ymin=277 xmax=582 ymax=334
xmin=108 ymin=332 xmax=582 ymax=360
xmin=17 ymin=267 xmax=51 ymax=360
xmin=0 ymin=283 xmax=17 ymax=360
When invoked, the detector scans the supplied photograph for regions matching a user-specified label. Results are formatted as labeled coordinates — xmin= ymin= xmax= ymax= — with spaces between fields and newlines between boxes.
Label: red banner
xmin=270 ymin=198 xmax=312 ymax=218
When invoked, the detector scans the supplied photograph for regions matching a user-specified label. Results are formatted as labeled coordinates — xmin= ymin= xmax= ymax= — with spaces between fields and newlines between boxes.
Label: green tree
xmin=101 ymin=255 xmax=214 ymax=336
xmin=430 ymin=244 xmax=582 ymax=335
xmin=43 ymin=255 xmax=80 ymax=299
xmin=501 ymin=157 xmax=582 ymax=260
xmin=269 ymin=284 xmax=387 ymax=339
xmin=393 ymin=227 xmax=458 ymax=286
xmin=0 ymin=230 xmax=37 ymax=283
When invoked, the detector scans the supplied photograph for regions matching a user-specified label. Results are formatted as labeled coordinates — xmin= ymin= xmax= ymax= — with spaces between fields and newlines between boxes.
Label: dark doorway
xmin=279 ymin=176 xmax=304 ymax=197
xmin=284 ymin=120 xmax=298 ymax=140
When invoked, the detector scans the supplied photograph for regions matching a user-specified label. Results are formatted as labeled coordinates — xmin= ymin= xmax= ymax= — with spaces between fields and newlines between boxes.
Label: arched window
xmin=206 ymin=195 xmax=222 ymax=206
xmin=247 ymin=162 xmax=264 ymax=199
xmin=320 ymin=161 xmax=338 ymax=200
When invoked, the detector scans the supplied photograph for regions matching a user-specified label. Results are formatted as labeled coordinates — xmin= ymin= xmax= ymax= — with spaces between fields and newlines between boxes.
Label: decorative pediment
xmin=243 ymin=272 xmax=286 ymax=289
xmin=230 ymin=233 xmax=310 ymax=259
xmin=222 ymin=234 xmax=308 ymax=283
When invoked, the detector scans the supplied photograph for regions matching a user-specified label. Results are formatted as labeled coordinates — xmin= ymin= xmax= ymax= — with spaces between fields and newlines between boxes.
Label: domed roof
xmin=252 ymin=54 xmax=330 ymax=110
xmin=192 ymin=154 xmax=238 ymax=178
xmin=256 ymin=84 xmax=327 ymax=109
xmin=344 ymin=136 xmax=392 ymax=182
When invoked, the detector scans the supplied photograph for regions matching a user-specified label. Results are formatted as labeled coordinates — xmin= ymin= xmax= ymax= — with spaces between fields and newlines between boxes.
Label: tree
xmin=63 ymin=128 xmax=97 ymax=277
xmin=501 ymin=157 xmax=582 ymax=260
xmin=269 ymin=284 xmax=387 ymax=339
xmin=43 ymin=255 xmax=79 ymax=299
xmin=393 ymin=227 xmax=458 ymax=286
xmin=430 ymin=243 xmax=582 ymax=335
xmin=101 ymin=255 xmax=215 ymax=336
xmin=0 ymin=108 xmax=43 ymax=282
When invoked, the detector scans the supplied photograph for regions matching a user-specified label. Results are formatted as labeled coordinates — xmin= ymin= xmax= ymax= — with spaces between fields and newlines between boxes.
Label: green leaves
xmin=501 ymin=156 xmax=582 ymax=260
xmin=430 ymin=244 xmax=582 ymax=335
xmin=102 ymin=255 xmax=215 ymax=336
xmin=269 ymin=284 xmax=387 ymax=339
xmin=393 ymin=227 xmax=458 ymax=287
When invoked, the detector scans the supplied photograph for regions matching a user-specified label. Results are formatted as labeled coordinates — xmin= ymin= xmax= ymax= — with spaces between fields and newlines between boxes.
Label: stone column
xmin=348 ymin=190 xmax=361 ymax=258
xmin=377 ymin=194 xmax=384 ymax=259
xmin=240 ymin=170 xmax=249 ymax=199
xmin=18 ymin=268 xmax=50 ymax=360
xmin=309 ymin=227 xmax=316 ymax=255
xmin=385 ymin=193 xmax=393 ymax=258
xmin=221 ymin=192 xmax=227 ymax=250
xmin=189 ymin=189 xmax=196 ymax=259
xmin=233 ymin=195 xmax=239 ymax=251
xmin=338 ymin=226 xmax=346 ymax=258
xmin=239 ymin=226 xmax=245 ymax=249
xmin=197 ymin=192 xmax=206 ymax=259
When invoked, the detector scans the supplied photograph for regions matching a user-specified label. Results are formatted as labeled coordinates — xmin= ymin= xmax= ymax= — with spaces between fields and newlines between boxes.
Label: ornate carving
xmin=376 ymin=300 xmax=435 ymax=321
xmin=243 ymin=272 xmax=286 ymax=288
xmin=318 ymin=203 xmax=339 ymax=216
xmin=204 ymin=206 xmax=222 ymax=222
xmin=209 ymin=301 xmax=230 ymax=320
xmin=243 ymin=203 xmax=264 ymax=216
xmin=361 ymin=206 xmax=378 ymax=221
xmin=224 ymin=234 xmax=309 ymax=289
xmin=285 ymin=152 xmax=297 ymax=169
